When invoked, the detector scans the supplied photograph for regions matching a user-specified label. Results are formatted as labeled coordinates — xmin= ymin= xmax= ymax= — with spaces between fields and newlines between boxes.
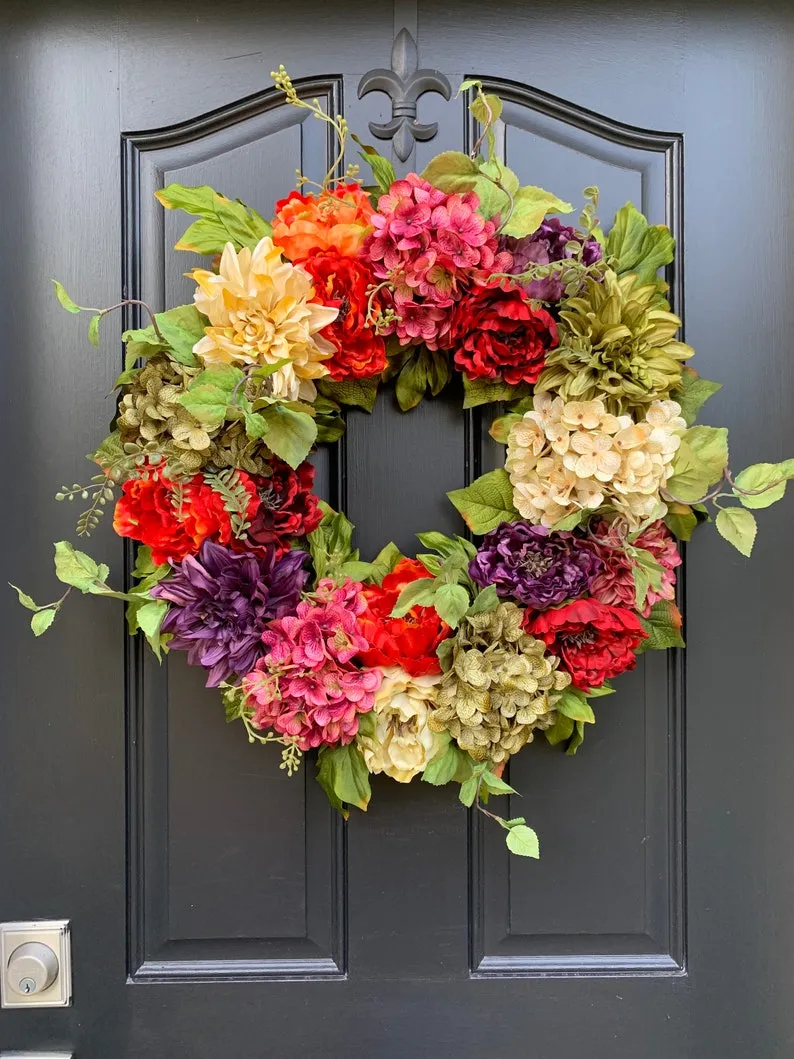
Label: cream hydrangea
xmin=189 ymin=236 xmax=338 ymax=401
xmin=357 ymin=668 xmax=443 ymax=783
xmin=506 ymin=394 xmax=686 ymax=529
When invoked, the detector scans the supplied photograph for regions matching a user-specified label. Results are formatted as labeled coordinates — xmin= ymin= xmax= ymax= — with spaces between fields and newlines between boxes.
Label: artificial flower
xmin=500 ymin=218 xmax=602 ymax=301
xmin=357 ymin=667 xmax=443 ymax=782
xmin=271 ymin=183 xmax=375 ymax=261
xmin=581 ymin=518 xmax=681 ymax=614
xmin=189 ymin=236 xmax=338 ymax=401
xmin=536 ymin=270 xmax=694 ymax=413
xmin=468 ymin=521 xmax=602 ymax=610
xmin=152 ymin=540 xmax=308 ymax=686
xmin=505 ymin=393 xmax=686 ymax=529
xmin=527 ymin=597 xmax=647 ymax=691
xmin=246 ymin=459 xmax=322 ymax=553
xmin=449 ymin=281 xmax=558 ymax=385
xmin=429 ymin=602 xmax=570 ymax=763
xmin=112 ymin=471 xmax=258 ymax=566
xmin=358 ymin=558 xmax=451 ymax=676
xmin=242 ymin=578 xmax=380 ymax=749
xmin=299 ymin=249 xmax=387 ymax=379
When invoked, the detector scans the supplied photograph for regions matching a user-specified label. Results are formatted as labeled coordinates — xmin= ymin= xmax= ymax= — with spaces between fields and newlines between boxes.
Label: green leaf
xmin=243 ymin=411 xmax=268 ymax=439
xmin=9 ymin=584 xmax=39 ymax=611
xmin=733 ymin=461 xmax=794 ymax=510
xmin=545 ymin=713 xmax=575 ymax=746
xmin=395 ymin=351 xmax=429 ymax=411
xmin=639 ymin=600 xmax=685 ymax=651
xmin=565 ymin=720 xmax=587 ymax=756
xmin=500 ymin=185 xmax=574 ymax=239
xmin=489 ymin=411 xmax=522 ymax=444
xmin=458 ymin=776 xmax=479 ymax=807
xmin=436 ymin=636 xmax=456 ymax=673
xmin=481 ymin=771 xmax=518 ymax=796
xmin=448 ymin=469 xmax=518 ymax=535
xmin=88 ymin=314 xmax=101 ymax=347
xmin=556 ymin=687 xmax=596 ymax=724
xmin=31 ymin=608 xmax=57 ymax=636
xmin=664 ymin=502 xmax=699 ymax=541
xmin=423 ymin=739 xmax=471 ymax=786
xmin=716 ymin=507 xmax=757 ymax=557
xmin=54 ymin=541 xmax=105 ymax=592
xmin=122 ymin=304 xmax=205 ymax=368
xmin=471 ymin=158 xmax=520 ymax=218
xmin=674 ymin=367 xmax=722 ymax=426
xmin=339 ymin=560 xmax=376 ymax=581
xmin=390 ymin=577 xmax=438 ymax=618
xmin=316 ymin=744 xmax=371 ymax=814
xmin=421 ymin=151 xmax=480 ymax=194
xmin=467 ymin=584 xmax=500 ymax=615
xmin=154 ymin=311 xmax=203 ymax=366
xmin=605 ymin=201 xmax=675 ymax=286
xmin=415 ymin=532 xmax=476 ymax=561
xmin=433 ymin=583 xmax=470 ymax=629
xmin=353 ymin=139 xmax=396 ymax=194
xmin=667 ymin=425 xmax=729 ymax=502
xmin=53 ymin=280 xmax=82 ymax=313
xmin=259 ymin=404 xmax=317 ymax=468
xmin=588 ymin=682 xmax=616 ymax=698
xmin=135 ymin=598 xmax=168 ymax=639
xmin=178 ymin=385 xmax=229 ymax=429
xmin=470 ymin=92 xmax=503 ymax=126
xmin=368 ymin=542 xmax=403 ymax=585
xmin=552 ymin=510 xmax=586 ymax=531
xmin=462 ymin=375 xmax=531 ymax=409
xmin=317 ymin=376 xmax=379 ymax=412
xmin=631 ymin=546 xmax=665 ymax=611
xmin=505 ymin=824 xmax=540 ymax=858
xmin=155 ymin=183 xmax=272 ymax=253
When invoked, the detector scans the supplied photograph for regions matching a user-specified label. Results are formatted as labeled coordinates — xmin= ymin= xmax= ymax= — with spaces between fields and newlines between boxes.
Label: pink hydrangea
xmin=241 ymin=578 xmax=382 ymax=750
xmin=583 ymin=520 xmax=681 ymax=616
xmin=362 ymin=173 xmax=512 ymax=350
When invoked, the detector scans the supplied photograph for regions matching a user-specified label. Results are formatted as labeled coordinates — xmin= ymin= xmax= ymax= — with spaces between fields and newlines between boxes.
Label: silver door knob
xmin=6 ymin=942 xmax=59 ymax=996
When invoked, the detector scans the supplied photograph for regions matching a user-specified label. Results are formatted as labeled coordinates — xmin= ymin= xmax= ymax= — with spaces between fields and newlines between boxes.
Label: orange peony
xmin=271 ymin=183 xmax=375 ymax=261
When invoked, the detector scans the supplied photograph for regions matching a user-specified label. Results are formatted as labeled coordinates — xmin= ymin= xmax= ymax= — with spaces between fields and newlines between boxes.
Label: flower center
xmin=560 ymin=628 xmax=597 ymax=649
xmin=259 ymin=484 xmax=282 ymax=510
xmin=521 ymin=551 xmax=553 ymax=576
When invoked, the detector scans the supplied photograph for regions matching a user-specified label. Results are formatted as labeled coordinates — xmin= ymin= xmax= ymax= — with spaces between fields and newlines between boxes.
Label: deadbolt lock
xmin=0 ymin=921 xmax=71 ymax=1009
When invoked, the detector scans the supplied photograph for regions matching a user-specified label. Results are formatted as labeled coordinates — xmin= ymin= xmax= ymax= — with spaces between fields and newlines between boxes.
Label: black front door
xmin=2 ymin=2 xmax=793 ymax=1056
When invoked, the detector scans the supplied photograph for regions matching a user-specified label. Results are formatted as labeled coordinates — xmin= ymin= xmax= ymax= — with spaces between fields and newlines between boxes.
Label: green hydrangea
xmin=429 ymin=603 xmax=570 ymax=764
xmin=536 ymin=270 xmax=693 ymax=414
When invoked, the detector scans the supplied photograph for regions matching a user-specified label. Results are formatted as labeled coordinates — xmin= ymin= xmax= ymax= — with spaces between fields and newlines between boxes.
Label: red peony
xmin=113 ymin=472 xmax=258 ymax=566
xmin=527 ymin=598 xmax=647 ymax=691
xmin=449 ymin=280 xmax=558 ymax=385
xmin=299 ymin=249 xmax=387 ymax=379
xmin=358 ymin=558 xmax=450 ymax=676
xmin=246 ymin=459 xmax=322 ymax=553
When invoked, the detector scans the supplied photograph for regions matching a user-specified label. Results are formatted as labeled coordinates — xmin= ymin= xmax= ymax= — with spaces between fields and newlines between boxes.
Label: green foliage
xmin=715 ymin=506 xmax=757 ymax=557
xmin=352 ymin=137 xmax=396 ymax=194
xmin=467 ymin=584 xmax=500 ymax=616
xmin=203 ymin=468 xmax=255 ymax=537
xmin=316 ymin=743 xmax=371 ymax=816
xmin=544 ymin=713 xmax=575 ymax=746
xmin=448 ymin=469 xmax=518 ymax=535
xmin=122 ymin=303 xmax=206 ymax=368
xmin=606 ymin=201 xmax=675 ymax=286
xmin=630 ymin=546 xmax=665 ymax=611
xmin=88 ymin=313 xmax=101 ymax=347
xmin=505 ymin=824 xmax=540 ymax=858
xmin=674 ymin=367 xmax=722 ymax=426
xmin=667 ymin=425 xmax=729 ymax=502
xmin=395 ymin=347 xmax=451 ymax=410
xmin=551 ymin=510 xmax=587 ymax=531
xmin=317 ymin=376 xmax=379 ymax=413
xmin=9 ymin=584 xmax=38 ymax=611
xmin=154 ymin=183 xmax=272 ymax=254
xmin=664 ymin=502 xmax=699 ymax=541
xmin=390 ymin=577 xmax=437 ymax=617
xmin=500 ymin=184 xmax=574 ymax=239
xmin=462 ymin=376 xmax=531 ymax=409
xmin=307 ymin=502 xmax=360 ymax=583
xmin=54 ymin=541 xmax=110 ymax=592
xmin=312 ymin=394 xmax=346 ymax=444
xmin=638 ymin=600 xmax=686 ymax=651
xmin=52 ymin=279 xmax=82 ymax=313
xmin=733 ymin=460 xmax=794 ymax=510
xmin=422 ymin=738 xmax=475 ymax=786
xmin=30 ymin=608 xmax=57 ymax=636
xmin=259 ymin=403 xmax=317 ymax=468
xmin=433 ymin=583 xmax=470 ymax=628
xmin=556 ymin=687 xmax=596 ymax=725
xmin=420 ymin=151 xmax=479 ymax=194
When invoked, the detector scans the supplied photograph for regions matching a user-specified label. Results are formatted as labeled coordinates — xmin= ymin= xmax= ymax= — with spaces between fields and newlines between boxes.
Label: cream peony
xmin=357 ymin=667 xmax=443 ymax=783
xmin=189 ymin=237 xmax=338 ymax=401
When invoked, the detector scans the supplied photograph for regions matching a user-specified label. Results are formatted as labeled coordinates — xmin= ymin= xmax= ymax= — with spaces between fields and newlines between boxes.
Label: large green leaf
xmin=500 ymin=185 xmax=574 ymax=238
xmin=259 ymin=404 xmax=317 ymax=468
xmin=448 ymin=469 xmax=518 ymax=535
xmin=733 ymin=460 xmax=794 ymax=510
xmin=317 ymin=376 xmax=379 ymax=413
xmin=715 ymin=507 xmax=757 ymax=557
xmin=420 ymin=151 xmax=479 ymax=193
xmin=54 ymin=541 xmax=107 ymax=592
xmin=638 ymin=600 xmax=685 ymax=651
xmin=667 ymin=426 xmax=729 ymax=502
xmin=673 ymin=367 xmax=722 ymax=426
xmin=505 ymin=824 xmax=540 ymax=858
xmin=155 ymin=183 xmax=272 ymax=254
xmin=462 ymin=376 xmax=531 ymax=409
xmin=316 ymin=744 xmax=372 ymax=815
xmin=606 ymin=201 xmax=675 ymax=285
xmin=433 ymin=583 xmax=470 ymax=629
xmin=555 ymin=687 xmax=596 ymax=724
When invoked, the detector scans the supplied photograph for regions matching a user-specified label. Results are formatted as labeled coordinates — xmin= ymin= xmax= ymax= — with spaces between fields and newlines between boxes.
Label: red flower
xmin=527 ymin=598 xmax=647 ymax=692
xmin=358 ymin=558 xmax=450 ymax=676
xmin=113 ymin=472 xmax=258 ymax=566
xmin=246 ymin=459 xmax=322 ymax=553
xmin=449 ymin=280 xmax=558 ymax=385
xmin=300 ymin=249 xmax=387 ymax=380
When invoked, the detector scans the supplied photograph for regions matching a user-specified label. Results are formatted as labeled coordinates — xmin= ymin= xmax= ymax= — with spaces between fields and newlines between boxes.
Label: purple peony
xmin=469 ymin=521 xmax=602 ymax=610
xmin=499 ymin=218 xmax=602 ymax=302
xmin=152 ymin=540 xmax=309 ymax=687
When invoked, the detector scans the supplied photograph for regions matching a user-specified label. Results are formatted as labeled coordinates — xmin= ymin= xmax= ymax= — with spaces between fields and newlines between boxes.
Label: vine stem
xmin=470 ymin=92 xmax=494 ymax=159
xmin=100 ymin=298 xmax=165 ymax=341
xmin=661 ymin=466 xmax=790 ymax=507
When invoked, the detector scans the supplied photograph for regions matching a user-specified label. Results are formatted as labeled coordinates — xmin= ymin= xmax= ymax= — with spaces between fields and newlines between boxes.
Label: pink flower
xmin=582 ymin=520 xmax=680 ymax=616
xmin=242 ymin=579 xmax=382 ymax=750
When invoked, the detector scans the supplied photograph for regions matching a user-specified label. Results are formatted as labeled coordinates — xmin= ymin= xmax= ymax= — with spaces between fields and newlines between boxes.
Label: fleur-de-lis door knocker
xmin=358 ymin=27 xmax=452 ymax=162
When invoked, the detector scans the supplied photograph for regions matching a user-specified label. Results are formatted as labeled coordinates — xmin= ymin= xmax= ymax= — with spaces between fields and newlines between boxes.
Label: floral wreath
xmin=16 ymin=71 xmax=794 ymax=860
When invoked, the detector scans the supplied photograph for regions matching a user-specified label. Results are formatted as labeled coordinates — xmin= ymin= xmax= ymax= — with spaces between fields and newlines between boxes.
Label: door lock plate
xmin=0 ymin=921 xmax=71 ymax=1009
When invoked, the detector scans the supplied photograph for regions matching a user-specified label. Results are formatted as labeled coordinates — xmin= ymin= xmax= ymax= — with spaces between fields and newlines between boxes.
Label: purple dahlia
xmin=499 ymin=218 xmax=602 ymax=302
xmin=152 ymin=540 xmax=309 ymax=687
xmin=468 ymin=521 xmax=602 ymax=611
